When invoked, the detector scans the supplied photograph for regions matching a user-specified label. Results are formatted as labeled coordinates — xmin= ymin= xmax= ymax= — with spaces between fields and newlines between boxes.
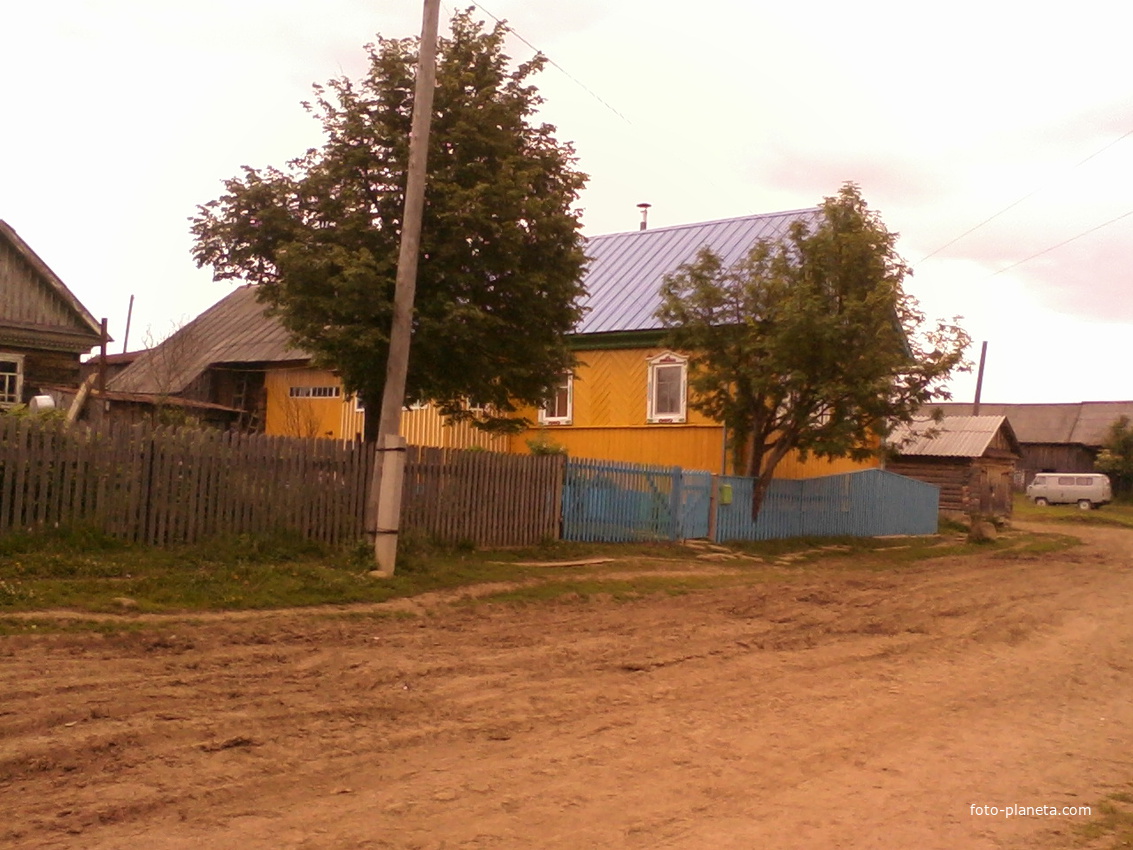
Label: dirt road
xmin=3 ymin=524 xmax=1132 ymax=849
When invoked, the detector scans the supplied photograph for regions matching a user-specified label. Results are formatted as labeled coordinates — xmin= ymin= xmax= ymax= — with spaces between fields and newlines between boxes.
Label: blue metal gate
xmin=678 ymin=471 xmax=713 ymax=539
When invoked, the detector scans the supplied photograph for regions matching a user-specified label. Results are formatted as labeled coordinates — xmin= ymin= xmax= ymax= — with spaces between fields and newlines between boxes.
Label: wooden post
xmin=368 ymin=0 xmax=441 ymax=574
xmin=370 ymin=434 xmax=407 ymax=577
xmin=98 ymin=318 xmax=109 ymax=420
xmin=972 ymin=340 xmax=987 ymax=415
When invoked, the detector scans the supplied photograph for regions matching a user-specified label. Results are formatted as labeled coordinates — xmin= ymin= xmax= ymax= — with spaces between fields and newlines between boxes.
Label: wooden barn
xmin=0 ymin=221 xmax=103 ymax=407
xmin=886 ymin=415 xmax=1021 ymax=517
xmin=930 ymin=402 xmax=1133 ymax=488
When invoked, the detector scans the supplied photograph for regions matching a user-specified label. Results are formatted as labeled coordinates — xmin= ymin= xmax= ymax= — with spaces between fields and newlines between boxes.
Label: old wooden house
xmin=107 ymin=286 xmax=506 ymax=447
xmin=886 ymin=415 xmax=1021 ymax=517
xmin=0 ymin=221 xmax=103 ymax=407
xmin=929 ymin=401 xmax=1133 ymax=487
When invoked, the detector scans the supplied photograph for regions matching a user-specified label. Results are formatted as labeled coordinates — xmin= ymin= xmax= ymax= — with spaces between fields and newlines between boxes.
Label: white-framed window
xmin=539 ymin=372 xmax=573 ymax=425
xmin=647 ymin=352 xmax=687 ymax=424
xmin=288 ymin=385 xmax=341 ymax=399
xmin=0 ymin=353 xmax=24 ymax=408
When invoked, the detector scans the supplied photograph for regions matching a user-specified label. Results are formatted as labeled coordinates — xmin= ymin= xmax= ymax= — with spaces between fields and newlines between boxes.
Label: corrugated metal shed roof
xmin=576 ymin=208 xmax=820 ymax=335
xmin=109 ymin=286 xmax=305 ymax=395
xmin=930 ymin=402 xmax=1133 ymax=446
xmin=888 ymin=415 xmax=1019 ymax=458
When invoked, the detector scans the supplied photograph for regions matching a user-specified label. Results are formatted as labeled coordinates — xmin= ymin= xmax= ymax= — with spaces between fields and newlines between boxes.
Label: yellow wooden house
xmin=113 ymin=209 xmax=882 ymax=479
xmin=505 ymin=210 xmax=879 ymax=477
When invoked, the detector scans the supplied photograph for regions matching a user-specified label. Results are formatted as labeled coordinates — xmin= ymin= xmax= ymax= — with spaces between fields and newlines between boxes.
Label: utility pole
xmin=972 ymin=340 xmax=988 ymax=415
xmin=368 ymin=0 xmax=441 ymax=576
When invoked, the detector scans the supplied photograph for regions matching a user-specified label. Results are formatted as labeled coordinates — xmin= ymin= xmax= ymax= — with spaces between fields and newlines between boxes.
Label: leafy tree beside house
xmin=657 ymin=183 xmax=969 ymax=518
xmin=191 ymin=10 xmax=587 ymax=439
xmin=1095 ymin=415 xmax=1133 ymax=497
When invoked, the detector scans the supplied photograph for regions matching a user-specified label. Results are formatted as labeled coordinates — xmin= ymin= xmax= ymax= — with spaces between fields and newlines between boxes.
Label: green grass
xmin=1074 ymin=790 xmax=1133 ymax=847
xmin=0 ymin=522 xmax=1085 ymax=628
xmin=1014 ymin=493 xmax=1133 ymax=529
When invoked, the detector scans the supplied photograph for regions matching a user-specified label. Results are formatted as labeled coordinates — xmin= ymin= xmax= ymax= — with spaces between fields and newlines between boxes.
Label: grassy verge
xmin=1075 ymin=789 xmax=1133 ymax=848
xmin=1014 ymin=494 xmax=1133 ymax=529
xmin=0 ymin=523 xmax=1080 ymax=628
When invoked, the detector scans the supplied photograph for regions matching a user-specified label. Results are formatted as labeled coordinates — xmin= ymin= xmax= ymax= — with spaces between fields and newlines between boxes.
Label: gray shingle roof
xmin=109 ymin=286 xmax=305 ymax=395
xmin=929 ymin=402 xmax=1133 ymax=446
xmin=576 ymin=208 xmax=820 ymax=335
xmin=888 ymin=415 xmax=1020 ymax=458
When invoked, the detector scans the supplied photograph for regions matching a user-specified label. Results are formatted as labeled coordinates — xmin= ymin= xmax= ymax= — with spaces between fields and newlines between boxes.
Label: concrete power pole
xmin=368 ymin=0 xmax=442 ymax=576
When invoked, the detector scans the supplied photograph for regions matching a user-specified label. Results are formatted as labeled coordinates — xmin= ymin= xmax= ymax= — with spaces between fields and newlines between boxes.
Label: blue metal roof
xmin=576 ymin=208 xmax=821 ymax=335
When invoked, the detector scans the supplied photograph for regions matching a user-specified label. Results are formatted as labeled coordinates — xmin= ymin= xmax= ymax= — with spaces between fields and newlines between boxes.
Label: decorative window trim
xmin=539 ymin=372 xmax=574 ymax=425
xmin=646 ymin=352 xmax=687 ymax=424
xmin=0 ymin=353 xmax=25 ymax=409
xmin=288 ymin=385 xmax=341 ymax=399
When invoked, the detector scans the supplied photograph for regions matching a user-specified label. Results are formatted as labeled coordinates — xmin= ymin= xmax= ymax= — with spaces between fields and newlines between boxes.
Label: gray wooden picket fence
xmin=0 ymin=419 xmax=562 ymax=547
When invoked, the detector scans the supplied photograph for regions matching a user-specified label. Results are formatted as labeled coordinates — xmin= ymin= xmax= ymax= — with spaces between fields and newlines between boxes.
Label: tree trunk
xmin=751 ymin=472 xmax=772 ymax=520
xmin=362 ymin=393 xmax=380 ymax=444
xmin=750 ymin=440 xmax=793 ymax=520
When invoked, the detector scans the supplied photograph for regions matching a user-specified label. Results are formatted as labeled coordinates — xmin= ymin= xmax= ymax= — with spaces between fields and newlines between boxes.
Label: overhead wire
xmin=437 ymin=1 xmax=750 ymax=217
xmin=466 ymin=1 xmax=633 ymax=124
xmin=990 ymin=207 xmax=1133 ymax=277
xmin=916 ymin=126 xmax=1133 ymax=266
xmin=444 ymin=3 xmax=1133 ymax=261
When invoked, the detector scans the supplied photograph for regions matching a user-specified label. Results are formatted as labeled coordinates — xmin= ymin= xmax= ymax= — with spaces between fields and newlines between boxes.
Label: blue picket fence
xmin=561 ymin=459 xmax=713 ymax=542
xmin=714 ymin=468 xmax=939 ymax=542
xmin=561 ymin=460 xmax=939 ymax=543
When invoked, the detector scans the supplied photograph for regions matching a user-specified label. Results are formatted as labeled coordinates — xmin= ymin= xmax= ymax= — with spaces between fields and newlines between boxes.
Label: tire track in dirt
xmin=2 ymin=523 xmax=1131 ymax=848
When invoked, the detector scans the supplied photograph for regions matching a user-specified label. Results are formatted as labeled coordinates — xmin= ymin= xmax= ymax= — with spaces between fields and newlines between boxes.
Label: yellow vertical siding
xmin=400 ymin=407 xmax=509 ymax=451
xmin=571 ymin=348 xmax=715 ymax=427
xmin=510 ymin=346 xmax=879 ymax=477
xmin=264 ymin=366 xmax=506 ymax=449
xmin=264 ymin=369 xmax=348 ymax=439
xmin=510 ymin=425 xmax=727 ymax=472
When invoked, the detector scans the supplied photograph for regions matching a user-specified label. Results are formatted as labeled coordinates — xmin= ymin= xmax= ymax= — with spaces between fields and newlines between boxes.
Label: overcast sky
xmin=3 ymin=0 xmax=1132 ymax=403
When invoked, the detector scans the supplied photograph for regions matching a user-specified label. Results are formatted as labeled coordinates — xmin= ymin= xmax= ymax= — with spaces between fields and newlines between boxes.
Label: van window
xmin=1032 ymin=476 xmax=1047 ymax=485
xmin=1058 ymin=476 xmax=1075 ymax=485
xmin=1075 ymin=477 xmax=1093 ymax=486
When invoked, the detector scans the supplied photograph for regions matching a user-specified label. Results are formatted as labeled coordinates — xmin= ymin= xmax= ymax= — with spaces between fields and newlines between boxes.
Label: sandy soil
xmin=3 ymin=523 xmax=1133 ymax=849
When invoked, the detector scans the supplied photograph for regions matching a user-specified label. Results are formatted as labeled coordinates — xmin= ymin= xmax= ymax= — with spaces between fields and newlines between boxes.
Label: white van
xmin=1026 ymin=473 xmax=1112 ymax=510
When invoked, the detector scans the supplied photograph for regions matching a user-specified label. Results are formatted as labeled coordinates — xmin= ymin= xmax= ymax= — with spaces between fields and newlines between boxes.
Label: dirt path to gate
xmin=3 ymin=523 xmax=1133 ymax=849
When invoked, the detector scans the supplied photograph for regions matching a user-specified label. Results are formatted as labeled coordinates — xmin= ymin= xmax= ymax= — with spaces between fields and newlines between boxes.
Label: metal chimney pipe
xmin=637 ymin=202 xmax=651 ymax=231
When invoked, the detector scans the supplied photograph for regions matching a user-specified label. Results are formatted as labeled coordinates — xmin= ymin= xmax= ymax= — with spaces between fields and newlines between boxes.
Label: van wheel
xmin=1078 ymin=499 xmax=1093 ymax=511
xmin=1034 ymin=497 xmax=1049 ymax=506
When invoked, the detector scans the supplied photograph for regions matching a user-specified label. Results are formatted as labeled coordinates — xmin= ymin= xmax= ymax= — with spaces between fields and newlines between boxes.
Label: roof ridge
xmin=587 ymin=207 xmax=820 ymax=240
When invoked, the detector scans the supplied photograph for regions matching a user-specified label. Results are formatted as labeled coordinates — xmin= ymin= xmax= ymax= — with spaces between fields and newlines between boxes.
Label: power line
xmin=917 ymin=127 xmax=1133 ymax=265
xmin=464 ymin=2 xmax=633 ymax=124
xmin=990 ymin=206 xmax=1133 ymax=277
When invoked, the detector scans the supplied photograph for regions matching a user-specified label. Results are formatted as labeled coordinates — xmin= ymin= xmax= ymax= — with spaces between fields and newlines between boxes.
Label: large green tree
xmin=1095 ymin=415 xmax=1133 ymax=497
xmin=191 ymin=10 xmax=588 ymax=436
xmin=657 ymin=183 xmax=969 ymax=518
